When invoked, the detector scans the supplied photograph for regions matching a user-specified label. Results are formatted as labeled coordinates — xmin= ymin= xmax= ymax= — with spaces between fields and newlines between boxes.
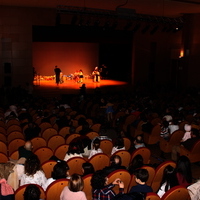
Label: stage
xmin=33 ymin=79 xmax=131 ymax=97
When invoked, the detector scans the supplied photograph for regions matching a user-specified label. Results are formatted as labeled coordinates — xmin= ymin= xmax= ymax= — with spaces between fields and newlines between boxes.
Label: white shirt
xmin=63 ymin=153 xmax=83 ymax=162
xmin=20 ymin=170 xmax=47 ymax=190
xmin=111 ymin=146 xmax=125 ymax=155
xmin=168 ymin=125 xmax=179 ymax=134
xmin=157 ymin=182 xmax=168 ymax=198
xmin=88 ymin=148 xmax=103 ymax=159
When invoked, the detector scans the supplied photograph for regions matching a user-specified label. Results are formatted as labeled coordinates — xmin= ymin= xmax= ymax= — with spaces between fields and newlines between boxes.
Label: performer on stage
xmin=79 ymin=69 xmax=84 ymax=83
xmin=92 ymin=66 xmax=100 ymax=83
xmin=54 ymin=66 xmax=61 ymax=86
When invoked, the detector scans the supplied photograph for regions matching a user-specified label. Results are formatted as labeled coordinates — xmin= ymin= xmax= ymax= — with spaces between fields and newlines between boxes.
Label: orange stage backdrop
xmin=32 ymin=42 xmax=99 ymax=76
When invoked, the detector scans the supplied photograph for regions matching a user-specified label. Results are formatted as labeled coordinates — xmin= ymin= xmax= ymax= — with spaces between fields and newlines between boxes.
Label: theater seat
xmin=89 ymin=153 xmax=109 ymax=171
xmin=161 ymin=186 xmax=190 ymax=200
xmin=146 ymin=192 xmax=161 ymax=200
xmin=131 ymin=147 xmax=151 ymax=164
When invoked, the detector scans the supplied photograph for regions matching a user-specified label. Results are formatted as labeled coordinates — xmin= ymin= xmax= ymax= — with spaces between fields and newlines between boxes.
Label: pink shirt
xmin=60 ymin=186 xmax=87 ymax=200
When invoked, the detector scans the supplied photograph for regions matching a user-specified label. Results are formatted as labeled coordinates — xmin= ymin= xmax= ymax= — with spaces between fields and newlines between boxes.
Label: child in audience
xmin=24 ymin=184 xmax=41 ymax=200
xmin=181 ymin=124 xmax=192 ymax=142
xmin=160 ymin=121 xmax=169 ymax=139
xmin=82 ymin=162 xmax=95 ymax=176
xmin=60 ymin=174 xmax=87 ymax=200
xmin=129 ymin=169 xmax=152 ymax=194
xmin=91 ymin=170 xmax=124 ymax=199
xmin=44 ymin=161 xmax=70 ymax=190
xmin=64 ymin=142 xmax=83 ymax=162
xmin=88 ymin=138 xmax=103 ymax=159
xmin=157 ymin=165 xmax=178 ymax=198
xmin=111 ymin=137 xmax=125 ymax=155
xmin=128 ymin=154 xmax=144 ymax=175
xmin=175 ymin=155 xmax=192 ymax=187
xmin=20 ymin=155 xmax=47 ymax=190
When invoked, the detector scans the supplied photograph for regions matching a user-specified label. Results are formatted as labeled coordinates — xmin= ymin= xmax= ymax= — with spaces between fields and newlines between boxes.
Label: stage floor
xmin=33 ymin=79 xmax=130 ymax=97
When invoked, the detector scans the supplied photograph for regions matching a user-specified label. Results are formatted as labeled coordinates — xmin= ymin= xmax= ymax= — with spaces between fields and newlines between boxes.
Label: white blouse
xmin=111 ymin=146 xmax=125 ymax=155
xmin=20 ymin=170 xmax=47 ymax=190
xmin=88 ymin=148 xmax=103 ymax=159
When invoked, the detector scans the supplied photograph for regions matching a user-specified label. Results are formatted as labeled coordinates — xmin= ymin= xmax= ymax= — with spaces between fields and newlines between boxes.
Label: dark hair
xmin=82 ymin=162 xmax=95 ymax=176
xmin=110 ymin=155 xmax=122 ymax=166
xmin=191 ymin=128 xmax=199 ymax=137
xmin=24 ymin=155 xmax=41 ymax=176
xmin=93 ymin=138 xmax=101 ymax=150
xmin=162 ymin=121 xmax=169 ymax=128
xmin=67 ymin=142 xmax=81 ymax=155
xmin=114 ymin=138 xmax=124 ymax=149
xmin=128 ymin=154 xmax=144 ymax=174
xmin=159 ymin=165 xmax=178 ymax=192
xmin=176 ymin=155 xmax=192 ymax=184
xmin=91 ymin=170 xmax=107 ymax=189
xmin=24 ymin=184 xmax=41 ymax=200
xmin=68 ymin=174 xmax=84 ymax=192
xmin=134 ymin=169 xmax=149 ymax=183
xmin=52 ymin=161 xmax=69 ymax=180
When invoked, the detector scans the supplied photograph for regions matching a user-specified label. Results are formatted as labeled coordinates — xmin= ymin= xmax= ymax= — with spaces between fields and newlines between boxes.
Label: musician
xmin=79 ymin=69 xmax=84 ymax=83
xmin=54 ymin=66 xmax=61 ymax=86
xmin=92 ymin=66 xmax=100 ymax=83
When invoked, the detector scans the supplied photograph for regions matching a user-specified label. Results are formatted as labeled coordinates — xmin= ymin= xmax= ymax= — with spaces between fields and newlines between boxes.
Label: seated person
xmin=44 ymin=161 xmax=70 ymax=190
xmin=129 ymin=169 xmax=152 ymax=194
xmin=64 ymin=142 xmax=83 ymax=162
xmin=20 ymin=155 xmax=47 ymax=190
xmin=82 ymin=163 xmax=95 ymax=177
xmin=24 ymin=122 xmax=41 ymax=141
xmin=157 ymin=165 xmax=178 ymax=198
xmin=181 ymin=124 xmax=192 ymax=142
xmin=128 ymin=154 xmax=144 ymax=175
xmin=88 ymin=138 xmax=103 ymax=159
xmin=24 ymin=184 xmax=41 ymax=200
xmin=111 ymin=138 xmax=125 ymax=155
xmin=103 ymin=155 xmax=126 ymax=176
xmin=60 ymin=174 xmax=87 ymax=200
xmin=160 ymin=121 xmax=169 ymax=139
xmin=0 ymin=174 xmax=14 ymax=200
xmin=134 ymin=135 xmax=145 ymax=149
xmin=91 ymin=170 xmax=124 ymax=199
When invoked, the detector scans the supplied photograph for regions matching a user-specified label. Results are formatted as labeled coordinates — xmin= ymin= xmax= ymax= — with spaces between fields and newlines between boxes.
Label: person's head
xmin=24 ymin=155 xmax=41 ymax=176
xmin=24 ymin=184 xmax=41 ymax=200
xmin=176 ymin=155 xmax=192 ymax=184
xmin=24 ymin=141 xmax=33 ymax=151
xmin=134 ymin=169 xmax=149 ymax=184
xmin=91 ymin=170 xmax=108 ymax=189
xmin=191 ymin=128 xmax=199 ymax=138
xmin=67 ymin=142 xmax=81 ymax=155
xmin=110 ymin=155 xmax=122 ymax=166
xmin=93 ymin=138 xmax=101 ymax=150
xmin=184 ymin=124 xmax=191 ymax=132
xmin=52 ymin=161 xmax=69 ymax=180
xmin=161 ymin=165 xmax=178 ymax=192
xmin=129 ymin=154 xmax=144 ymax=174
xmin=162 ymin=121 xmax=169 ymax=128
xmin=82 ymin=162 xmax=95 ymax=176
xmin=134 ymin=135 xmax=144 ymax=145
xmin=55 ymin=66 xmax=58 ymax=68
xmin=114 ymin=138 xmax=124 ymax=149
xmin=68 ymin=174 xmax=84 ymax=192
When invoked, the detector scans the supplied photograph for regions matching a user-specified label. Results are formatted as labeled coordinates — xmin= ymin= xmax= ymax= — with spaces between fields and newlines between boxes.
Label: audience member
xmin=129 ymin=169 xmax=152 ymax=194
xmin=82 ymin=163 xmax=95 ymax=176
xmin=24 ymin=184 xmax=41 ymax=200
xmin=88 ymin=138 xmax=103 ymax=159
xmin=133 ymin=135 xmax=145 ymax=149
xmin=111 ymin=138 xmax=125 ymax=155
xmin=91 ymin=170 xmax=124 ymax=199
xmin=20 ymin=155 xmax=47 ymax=190
xmin=0 ymin=174 xmax=14 ymax=200
xmin=157 ymin=165 xmax=178 ymax=198
xmin=44 ymin=161 xmax=70 ymax=190
xmin=128 ymin=154 xmax=144 ymax=175
xmin=60 ymin=174 xmax=87 ymax=200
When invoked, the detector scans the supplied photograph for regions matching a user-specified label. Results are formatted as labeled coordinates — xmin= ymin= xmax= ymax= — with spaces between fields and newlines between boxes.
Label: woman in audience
xmin=157 ymin=165 xmax=179 ymax=198
xmin=181 ymin=124 xmax=192 ymax=142
xmin=82 ymin=162 xmax=95 ymax=176
xmin=88 ymin=138 xmax=103 ymax=159
xmin=64 ymin=142 xmax=83 ymax=162
xmin=44 ymin=161 xmax=70 ymax=190
xmin=128 ymin=154 xmax=144 ymax=175
xmin=60 ymin=173 xmax=87 ymax=200
xmin=175 ymin=155 xmax=192 ymax=187
xmin=103 ymin=155 xmax=126 ymax=175
xmin=91 ymin=170 xmax=124 ymax=199
xmin=20 ymin=155 xmax=47 ymax=190
xmin=24 ymin=184 xmax=41 ymax=200
xmin=111 ymin=137 xmax=125 ymax=155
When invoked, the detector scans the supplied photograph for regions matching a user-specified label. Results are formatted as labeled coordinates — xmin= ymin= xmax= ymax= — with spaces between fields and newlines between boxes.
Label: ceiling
xmin=0 ymin=0 xmax=200 ymax=17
